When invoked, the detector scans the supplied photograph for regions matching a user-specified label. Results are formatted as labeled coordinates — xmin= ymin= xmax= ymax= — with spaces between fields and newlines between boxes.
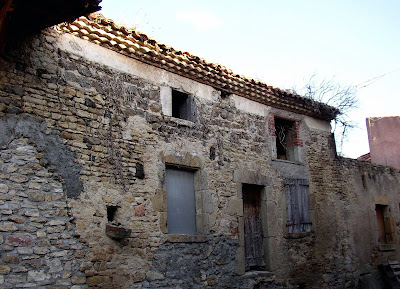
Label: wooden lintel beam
xmin=0 ymin=0 xmax=13 ymax=23
xmin=0 ymin=0 xmax=13 ymax=52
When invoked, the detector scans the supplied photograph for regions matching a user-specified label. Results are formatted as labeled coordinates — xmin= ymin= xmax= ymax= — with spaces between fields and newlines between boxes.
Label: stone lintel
xmin=372 ymin=195 xmax=389 ymax=205
xmin=233 ymin=170 xmax=270 ymax=186
xmin=161 ymin=152 xmax=202 ymax=169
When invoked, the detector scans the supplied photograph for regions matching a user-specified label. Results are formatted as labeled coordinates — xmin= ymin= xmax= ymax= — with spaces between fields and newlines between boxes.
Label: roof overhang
xmin=0 ymin=0 xmax=101 ymax=47
xmin=60 ymin=14 xmax=339 ymax=121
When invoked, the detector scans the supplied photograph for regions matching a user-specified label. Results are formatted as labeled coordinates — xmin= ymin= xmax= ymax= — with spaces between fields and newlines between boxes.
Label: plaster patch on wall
xmin=56 ymin=34 xmax=216 ymax=102
xmin=0 ymin=115 xmax=83 ymax=198
xmin=122 ymin=115 xmax=152 ymax=141
xmin=304 ymin=116 xmax=331 ymax=132
xmin=231 ymin=94 xmax=268 ymax=116
xmin=160 ymin=86 xmax=172 ymax=116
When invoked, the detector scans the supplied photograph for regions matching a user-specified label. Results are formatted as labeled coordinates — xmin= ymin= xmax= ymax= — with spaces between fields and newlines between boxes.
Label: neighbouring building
xmin=0 ymin=3 xmax=400 ymax=289
xmin=367 ymin=116 xmax=400 ymax=169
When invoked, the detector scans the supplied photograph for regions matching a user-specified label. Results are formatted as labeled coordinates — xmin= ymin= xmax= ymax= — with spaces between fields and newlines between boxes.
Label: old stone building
xmin=367 ymin=116 xmax=400 ymax=169
xmin=1 ymin=6 xmax=400 ymax=289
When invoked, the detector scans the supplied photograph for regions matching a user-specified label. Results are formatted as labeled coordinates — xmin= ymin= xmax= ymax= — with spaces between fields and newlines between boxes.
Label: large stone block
xmin=153 ymin=189 xmax=166 ymax=212
xmin=27 ymin=270 xmax=49 ymax=281
xmin=28 ymin=191 xmax=46 ymax=202
xmin=225 ymin=198 xmax=243 ymax=216
xmin=87 ymin=275 xmax=107 ymax=286
xmin=0 ymin=265 xmax=11 ymax=274
xmin=1 ymin=254 xmax=19 ymax=264
xmin=0 ymin=222 xmax=18 ymax=232
xmin=6 ymin=233 xmax=34 ymax=246
xmin=0 ymin=184 xmax=9 ymax=193
xmin=201 ymin=191 xmax=214 ymax=214
xmin=48 ymin=258 xmax=63 ymax=273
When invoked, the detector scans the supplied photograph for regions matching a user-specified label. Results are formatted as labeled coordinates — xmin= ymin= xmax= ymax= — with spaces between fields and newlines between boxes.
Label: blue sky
xmin=100 ymin=0 xmax=400 ymax=158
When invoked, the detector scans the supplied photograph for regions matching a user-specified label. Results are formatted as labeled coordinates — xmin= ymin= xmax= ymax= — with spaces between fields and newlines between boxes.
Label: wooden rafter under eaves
xmin=0 ymin=0 xmax=101 ymax=51
xmin=0 ymin=0 xmax=13 ymax=47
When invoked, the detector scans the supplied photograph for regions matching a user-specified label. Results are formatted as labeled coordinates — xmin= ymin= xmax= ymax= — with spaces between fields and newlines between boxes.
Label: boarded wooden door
xmin=243 ymin=184 xmax=265 ymax=271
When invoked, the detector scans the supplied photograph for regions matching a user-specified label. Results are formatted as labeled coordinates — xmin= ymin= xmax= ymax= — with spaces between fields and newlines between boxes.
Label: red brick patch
xmin=6 ymin=233 xmax=34 ymax=246
xmin=134 ymin=204 xmax=145 ymax=217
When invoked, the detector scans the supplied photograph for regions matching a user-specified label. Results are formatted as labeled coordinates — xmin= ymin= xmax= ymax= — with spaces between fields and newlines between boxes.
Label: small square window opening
xmin=171 ymin=89 xmax=196 ymax=122
xmin=107 ymin=206 xmax=119 ymax=222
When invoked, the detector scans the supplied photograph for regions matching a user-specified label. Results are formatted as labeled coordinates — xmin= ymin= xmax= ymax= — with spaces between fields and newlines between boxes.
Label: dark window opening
xmin=243 ymin=184 xmax=266 ymax=271
xmin=275 ymin=117 xmax=295 ymax=160
xmin=135 ymin=162 xmax=145 ymax=179
xmin=172 ymin=89 xmax=196 ymax=121
xmin=107 ymin=206 xmax=119 ymax=222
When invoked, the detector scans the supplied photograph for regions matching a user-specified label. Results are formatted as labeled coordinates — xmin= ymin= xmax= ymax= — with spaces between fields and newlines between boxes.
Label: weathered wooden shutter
xmin=385 ymin=216 xmax=395 ymax=244
xmin=166 ymin=168 xmax=196 ymax=234
xmin=186 ymin=95 xmax=197 ymax=122
xmin=285 ymin=179 xmax=311 ymax=233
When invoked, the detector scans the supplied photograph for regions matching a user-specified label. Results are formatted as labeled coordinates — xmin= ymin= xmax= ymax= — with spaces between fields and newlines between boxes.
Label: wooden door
xmin=243 ymin=184 xmax=265 ymax=271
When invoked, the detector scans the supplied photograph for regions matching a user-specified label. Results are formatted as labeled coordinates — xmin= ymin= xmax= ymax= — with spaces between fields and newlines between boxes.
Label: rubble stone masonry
xmin=0 ymin=27 xmax=399 ymax=289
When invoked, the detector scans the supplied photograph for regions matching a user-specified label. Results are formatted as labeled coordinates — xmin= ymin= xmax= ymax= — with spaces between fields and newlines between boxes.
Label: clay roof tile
xmin=59 ymin=13 xmax=339 ymax=120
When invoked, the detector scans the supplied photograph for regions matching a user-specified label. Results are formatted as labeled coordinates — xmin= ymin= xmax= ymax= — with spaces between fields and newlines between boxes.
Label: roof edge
xmin=59 ymin=13 xmax=339 ymax=121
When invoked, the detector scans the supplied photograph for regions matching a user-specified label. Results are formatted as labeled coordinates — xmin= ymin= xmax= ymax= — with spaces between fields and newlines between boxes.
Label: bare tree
xmin=293 ymin=74 xmax=359 ymax=154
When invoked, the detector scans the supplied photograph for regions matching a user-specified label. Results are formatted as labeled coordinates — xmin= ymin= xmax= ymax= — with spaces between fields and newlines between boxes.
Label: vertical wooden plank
xmin=299 ymin=180 xmax=311 ymax=232
xmin=285 ymin=179 xmax=292 ymax=233
xmin=385 ymin=216 xmax=395 ymax=243
xmin=285 ymin=179 xmax=311 ymax=233
xmin=243 ymin=184 xmax=265 ymax=271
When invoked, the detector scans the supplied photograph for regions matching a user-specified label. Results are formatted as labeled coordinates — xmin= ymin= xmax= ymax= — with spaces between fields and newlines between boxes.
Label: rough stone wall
xmin=0 ymin=138 xmax=87 ymax=288
xmin=0 ymin=27 xmax=399 ymax=289
xmin=302 ymin=129 xmax=400 ymax=288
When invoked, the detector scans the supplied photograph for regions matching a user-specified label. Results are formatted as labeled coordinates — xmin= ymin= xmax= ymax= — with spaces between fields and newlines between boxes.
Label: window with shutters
xmin=165 ymin=167 xmax=196 ymax=234
xmin=285 ymin=179 xmax=311 ymax=233
xmin=160 ymin=87 xmax=198 ymax=123
xmin=171 ymin=89 xmax=197 ymax=122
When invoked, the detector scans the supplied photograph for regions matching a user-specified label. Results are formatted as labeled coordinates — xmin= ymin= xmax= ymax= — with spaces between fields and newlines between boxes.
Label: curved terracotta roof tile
xmin=58 ymin=13 xmax=339 ymax=120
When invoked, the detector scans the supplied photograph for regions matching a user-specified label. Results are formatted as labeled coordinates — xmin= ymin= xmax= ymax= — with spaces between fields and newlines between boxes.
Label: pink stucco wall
xmin=367 ymin=116 xmax=400 ymax=168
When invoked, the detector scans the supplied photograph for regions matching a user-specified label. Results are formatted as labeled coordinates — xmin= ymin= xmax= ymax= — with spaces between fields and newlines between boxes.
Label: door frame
xmin=243 ymin=183 xmax=266 ymax=271
xmin=234 ymin=169 xmax=276 ymax=275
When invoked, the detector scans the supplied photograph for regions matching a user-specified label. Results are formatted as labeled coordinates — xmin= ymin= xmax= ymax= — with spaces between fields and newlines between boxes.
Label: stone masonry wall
xmin=0 ymin=138 xmax=87 ymax=288
xmin=0 ymin=27 xmax=400 ymax=289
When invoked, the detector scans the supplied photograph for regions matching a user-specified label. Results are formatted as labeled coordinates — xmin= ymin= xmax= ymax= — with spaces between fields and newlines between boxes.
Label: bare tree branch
xmin=293 ymin=74 xmax=359 ymax=155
